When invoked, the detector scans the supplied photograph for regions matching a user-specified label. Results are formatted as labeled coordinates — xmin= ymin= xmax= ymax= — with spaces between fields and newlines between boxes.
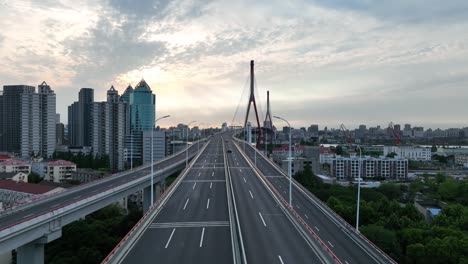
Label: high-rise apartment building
xmin=68 ymin=88 xmax=94 ymax=147
xmin=92 ymin=86 xmax=129 ymax=171
xmin=20 ymin=82 xmax=56 ymax=158
xmin=0 ymin=85 xmax=35 ymax=153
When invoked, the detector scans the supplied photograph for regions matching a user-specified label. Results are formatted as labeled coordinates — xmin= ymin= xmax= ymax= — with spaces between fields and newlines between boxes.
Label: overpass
xmin=102 ymin=133 xmax=396 ymax=264
xmin=0 ymin=133 xmax=397 ymax=264
xmin=0 ymin=141 xmax=205 ymax=264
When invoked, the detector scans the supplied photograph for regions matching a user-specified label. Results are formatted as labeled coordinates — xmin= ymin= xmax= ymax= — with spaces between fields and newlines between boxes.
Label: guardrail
xmin=235 ymin=137 xmax=397 ymax=264
xmin=0 ymin=141 xmax=204 ymax=218
xmin=101 ymin=140 xmax=210 ymax=264
xmin=0 ymin=142 xmax=206 ymax=254
xmin=222 ymin=136 xmax=246 ymax=264
xmin=232 ymin=140 xmax=340 ymax=264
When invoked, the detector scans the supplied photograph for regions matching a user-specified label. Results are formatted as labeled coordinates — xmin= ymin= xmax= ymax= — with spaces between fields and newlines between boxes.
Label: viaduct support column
xmin=143 ymin=180 xmax=166 ymax=212
xmin=17 ymin=229 xmax=61 ymax=264
xmin=143 ymin=183 xmax=158 ymax=212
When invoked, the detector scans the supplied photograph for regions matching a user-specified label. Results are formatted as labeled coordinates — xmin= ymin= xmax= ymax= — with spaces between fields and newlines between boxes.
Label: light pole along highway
xmin=151 ymin=115 xmax=171 ymax=205
xmin=273 ymin=115 xmax=293 ymax=208
xmin=356 ymin=145 xmax=362 ymax=232
xmin=186 ymin=120 xmax=197 ymax=167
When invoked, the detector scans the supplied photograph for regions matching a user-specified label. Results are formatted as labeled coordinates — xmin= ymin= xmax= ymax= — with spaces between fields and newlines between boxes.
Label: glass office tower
xmin=130 ymin=79 xmax=155 ymax=132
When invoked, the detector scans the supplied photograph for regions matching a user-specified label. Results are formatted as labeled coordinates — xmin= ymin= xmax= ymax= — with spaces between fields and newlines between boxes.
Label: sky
xmin=1 ymin=0 xmax=468 ymax=130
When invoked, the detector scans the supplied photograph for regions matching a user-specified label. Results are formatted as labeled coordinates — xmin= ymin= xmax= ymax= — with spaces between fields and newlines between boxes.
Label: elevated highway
xmin=0 ymin=141 xmax=204 ymax=264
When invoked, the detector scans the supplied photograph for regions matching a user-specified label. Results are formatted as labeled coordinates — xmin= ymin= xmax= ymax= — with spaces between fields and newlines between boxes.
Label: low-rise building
xmin=454 ymin=154 xmax=468 ymax=165
xmin=0 ymin=172 xmax=28 ymax=183
xmin=0 ymin=154 xmax=13 ymax=163
xmin=319 ymin=147 xmax=335 ymax=164
xmin=0 ymin=179 xmax=64 ymax=208
xmin=383 ymin=146 xmax=431 ymax=161
xmin=331 ymin=156 xmax=408 ymax=181
xmin=273 ymin=145 xmax=320 ymax=175
xmin=42 ymin=160 xmax=77 ymax=183
xmin=72 ymin=168 xmax=107 ymax=183
xmin=0 ymin=160 xmax=31 ymax=174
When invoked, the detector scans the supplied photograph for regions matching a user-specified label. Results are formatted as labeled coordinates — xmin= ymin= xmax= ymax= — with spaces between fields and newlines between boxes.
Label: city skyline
xmin=1 ymin=1 xmax=468 ymax=128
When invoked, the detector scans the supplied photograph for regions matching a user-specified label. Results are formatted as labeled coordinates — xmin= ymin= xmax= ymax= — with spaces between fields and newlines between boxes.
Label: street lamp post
xmin=130 ymin=131 xmax=133 ymax=170
xmin=273 ymin=116 xmax=292 ymax=208
xmin=151 ymin=115 xmax=170 ymax=206
xmin=356 ymin=146 xmax=362 ymax=232
xmin=186 ymin=120 xmax=196 ymax=167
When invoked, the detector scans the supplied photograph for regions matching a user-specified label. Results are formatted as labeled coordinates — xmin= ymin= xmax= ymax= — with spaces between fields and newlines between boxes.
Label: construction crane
xmin=340 ymin=124 xmax=353 ymax=144
xmin=388 ymin=122 xmax=401 ymax=145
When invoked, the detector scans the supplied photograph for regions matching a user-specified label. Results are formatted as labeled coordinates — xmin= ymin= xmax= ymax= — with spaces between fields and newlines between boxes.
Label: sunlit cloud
xmin=1 ymin=0 xmax=468 ymax=129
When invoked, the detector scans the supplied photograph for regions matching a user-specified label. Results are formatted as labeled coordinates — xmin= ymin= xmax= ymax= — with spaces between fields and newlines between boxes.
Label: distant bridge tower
xmin=244 ymin=60 xmax=263 ymax=148
xmin=263 ymin=91 xmax=274 ymax=146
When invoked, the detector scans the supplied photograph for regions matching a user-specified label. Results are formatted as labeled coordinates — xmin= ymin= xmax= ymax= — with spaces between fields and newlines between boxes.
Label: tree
xmin=386 ymin=152 xmax=397 ymax=158
xmin=406 ymin=243 xmax=426 ymax=264
xmin=438 ymin=179 xmax=458 ymax=201
xmin=28 ymin=172 xmax=42 ymax=183
xmin=360 ymin=225 xmax=401 ymax=260
xmin=376 ymin=183 xmax=402 ymax=201
xmin=335 ymin=145 xmax=344 ymax=155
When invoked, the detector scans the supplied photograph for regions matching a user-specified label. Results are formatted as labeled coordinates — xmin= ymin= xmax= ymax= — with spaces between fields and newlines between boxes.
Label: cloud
xmin=307 ymin=0 xmax=468 ymax=24
xmin=1 ymin=0 xmax=468 ymax=130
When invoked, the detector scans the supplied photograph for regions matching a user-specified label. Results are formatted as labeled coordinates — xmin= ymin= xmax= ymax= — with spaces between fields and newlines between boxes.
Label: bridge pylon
xmin=243 ymin=60 xmax=263 ymax=148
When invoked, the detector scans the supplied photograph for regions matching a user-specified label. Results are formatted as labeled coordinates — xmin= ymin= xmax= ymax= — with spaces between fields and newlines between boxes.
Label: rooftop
xmin=0 ymin=179 xmax=58 ymax=194
xmin=46 ymin=160 xmax=76 ymax=166
xmin=134 ymin=79 xmax=152 ymax=92
xmin=0 ymin=160 xmax=29 ymax=166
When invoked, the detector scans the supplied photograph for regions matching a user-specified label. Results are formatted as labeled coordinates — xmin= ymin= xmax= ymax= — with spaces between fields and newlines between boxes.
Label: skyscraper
xmin=92 ymin=86 xmax=129 ymax=171
xmin=0 ymin=85 xmax=35 ymax=153
xmin=20 ymin=82 xmax=56 ymax=158
xmin=68 ymin=88 xmax=94 ymax=147
xmin=121 ymin=84 xmax=133 ymax=103
xmin=130 ymin=79 xmax=155 ymax=131
xmin=125 ymin=79 xmax=156 ymax=166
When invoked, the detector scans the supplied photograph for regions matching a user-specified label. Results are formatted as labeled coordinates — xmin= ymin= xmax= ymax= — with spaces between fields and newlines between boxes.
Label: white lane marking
xmin=243 ymin=177 xmax=246 ymax=183
xmin=278 ymin=255 xmax=284 ymax=264
xmin=314 ymin=226 xmax=320 ymax=232
xmin=327 ymin=241 xmax=334 ymax=248
xmin=258 ymin=212 xmax=267 ymax=227
xmin=73 ymin=195 xmax=82 ymax=200
xmin=214 ymin=159 xmax=216 ymax=162
xmin=249 ymin=190 xmax=254 ymax=199
xmin=240 ymin=169 xmax=242 ymax=172
xmin=206 ymin=198 xmax=210 ymax=209
xmin=212 ymin=171 xmax=214 ymax=177
xmin=305 ymin=214 xmax=309 ymax=219
xmin=165 ymin=228 xmax=176 ymax=248
xmin=202 ymin=165 xmax=204 ymax=168
xmin=51 ymin=203 xmax=60 ymax=208
xmin=345 ymin=261 xmax=349 ymax=264
xmin=22 ymin=213 xmax=34 ymax=219
xmin=199 ymin=227 xmax=205 ymax=247
xmin=237 ymin=162 xmax=239 ymax=165
xmin=192 ymin=182 xmax=197 ymax=189
xmin=183 ymin=198 xmax=190 ymax=210
xmin=198 ymin=172 xmax=201 ymax=177
xmin=296 ymin=204 xmax=300 ymax=209
xmin=210 ymin=182 xmax=213 ymax=189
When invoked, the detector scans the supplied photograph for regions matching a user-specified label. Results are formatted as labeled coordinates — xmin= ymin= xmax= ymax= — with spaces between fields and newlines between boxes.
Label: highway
xmin=238 ymin=139 xmax=395 ymax=264
xmin=0 ymin=142 xmax=203 ymax=230
xmin=120 ymin=136 xmax=233 ymax=264
xmin=225 ymin=137 xmax=327 ymax=264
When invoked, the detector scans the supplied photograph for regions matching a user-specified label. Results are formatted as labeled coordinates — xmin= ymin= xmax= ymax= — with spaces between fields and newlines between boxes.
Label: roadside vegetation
xmin=295 ymin=164 xmax=468 ymax=264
